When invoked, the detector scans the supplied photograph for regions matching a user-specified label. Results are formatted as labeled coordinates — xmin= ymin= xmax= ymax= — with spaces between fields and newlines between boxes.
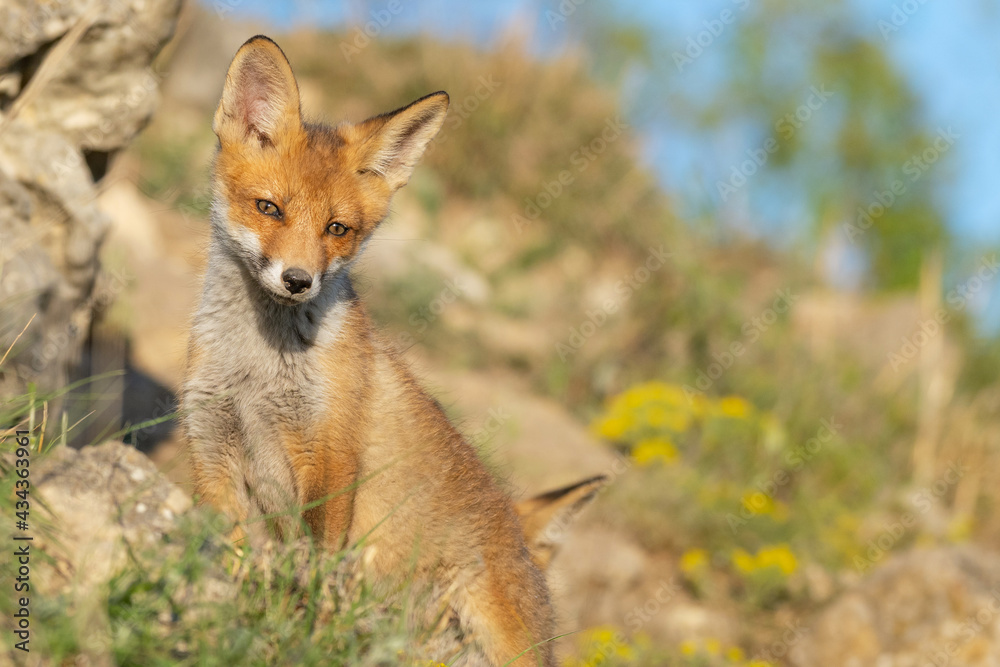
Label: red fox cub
xmin=183 ymin=35 xmax=586 ymax=666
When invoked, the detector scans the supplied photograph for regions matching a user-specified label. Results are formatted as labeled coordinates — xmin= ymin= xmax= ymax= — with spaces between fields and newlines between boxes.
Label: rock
xmin=0 ymin=124 xmax=110 ymax=391
xmin=0 ymin=0 xmax=181 ymax=151
xmin=791 ymin=547 xmax=1000 ymax=667
xmin=22 ymin=441 xmax=196 ymax=664
xmin=0 ymin=0 xmax=181 ymax=398
xmin=32 ymin=441 xmax=192 ymax=596
xmin=551 ymin=524 xmax=738 ymax=650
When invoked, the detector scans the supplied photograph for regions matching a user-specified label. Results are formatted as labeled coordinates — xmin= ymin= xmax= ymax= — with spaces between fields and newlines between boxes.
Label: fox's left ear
xmin=516 ymin=475 xmax=608 ymax=570
xmin=352 ymin=92 xmax=449 ymax=191
xmin=214 ymin=35 xmax=301 ymax=148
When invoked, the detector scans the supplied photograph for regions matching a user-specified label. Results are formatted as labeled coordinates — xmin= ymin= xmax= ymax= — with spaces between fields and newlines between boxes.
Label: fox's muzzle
xmin=281 ymin=267 xmax=313 ymax=294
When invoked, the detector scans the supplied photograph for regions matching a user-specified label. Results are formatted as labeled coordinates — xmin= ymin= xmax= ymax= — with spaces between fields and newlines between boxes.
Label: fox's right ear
xmin=214 ymin=35 xmax=301 ymax=148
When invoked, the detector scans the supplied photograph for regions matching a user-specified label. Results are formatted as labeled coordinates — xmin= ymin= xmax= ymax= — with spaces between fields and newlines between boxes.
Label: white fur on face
xmin=262 ymin=259 xmax=287 ymax=296
xmin=326 ymin=257 xmax=345 ymax=276
xmin=232 ymin=225 xmax=262 ymax=257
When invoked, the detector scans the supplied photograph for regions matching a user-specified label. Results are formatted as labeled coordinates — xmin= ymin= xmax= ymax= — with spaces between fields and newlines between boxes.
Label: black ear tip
xmin=244 ymin=34 xmax=279 ymax=48
xmin=576 ymin=474 xmax=609 ymax=489
xmin=237 ymin=35 xmax=291 ymax=64
xmin=419 ymin=91 xmax=449 ymax=107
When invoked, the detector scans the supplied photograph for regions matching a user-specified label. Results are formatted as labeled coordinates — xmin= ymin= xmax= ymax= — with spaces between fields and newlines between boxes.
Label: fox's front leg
xmin=184 ymin=385 xmax=254 ymax=545
xmin=189 ymin=437 xmax=250 ymax=545
xmin=286 ymin=431 xmax=359 ymax=550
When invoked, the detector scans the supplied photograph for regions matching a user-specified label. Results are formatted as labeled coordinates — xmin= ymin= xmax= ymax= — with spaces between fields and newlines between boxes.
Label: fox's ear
xmin=214 ymin=35 xmax=301 ymax=147
xmin=353 ymin=92 xmax=449 ymax=190
xmin=516 ymin=475 xmax=607 ymax=570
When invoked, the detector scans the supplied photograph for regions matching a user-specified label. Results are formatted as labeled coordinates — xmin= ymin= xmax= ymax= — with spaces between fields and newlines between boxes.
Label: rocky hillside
xmin=5 ymin=3 xmax=1000 ymax=666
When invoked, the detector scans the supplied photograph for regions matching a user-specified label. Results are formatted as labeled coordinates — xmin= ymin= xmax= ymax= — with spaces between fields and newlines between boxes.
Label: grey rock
xmin=32 ymin=440 xmax=194 ymax=596
xmin=0 ymin=0 xmax=181 ymax=397
xmin=792 ymin=547 xmax=1000 ymax=667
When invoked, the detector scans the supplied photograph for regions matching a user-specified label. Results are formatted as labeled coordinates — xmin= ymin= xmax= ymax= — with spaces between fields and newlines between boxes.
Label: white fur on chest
xmin=187 ymin=241 xmax=351 ymax=470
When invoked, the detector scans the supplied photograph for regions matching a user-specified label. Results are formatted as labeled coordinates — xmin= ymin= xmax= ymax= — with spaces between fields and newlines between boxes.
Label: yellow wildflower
xmin=621 ymin=385 xmax=651 ymax=411
xmin=756 ymin=544 xmax=799 ymax=575
xmin=679 ymin=548 xmax=709 ymax=574
xmin=614 ymin=642 xmax=633 ymax=659
xmin=726 ymin=646 xmax=746 ymax=662
xmin=704 ymin=638 xmax=721 ymax=655
xmin=631 ymin=437 xmax=679 ymax=466
xmin=717 ymin=395 xmax=753 ymax=419
xmin=650 ymin=381 xmax=689 ymax=406
xmin=741 ymin=491 xmax=776 ymax=516
xmin=731 ymin=548 xmax=757 ymax=574
xmin=583 ymin=626 xmax=618 ymax=646
xmin=645 ymin=405 xmax=691 ymax=433
xmin=732 ymin=544 xmax=798 ymax=576
xmin=688 ymin=392 xmax=710 ymax=417
xmin=679 ymin=639 xmax=698 ymax=656
xmin=948 ymin=515 xmax=974 ymax=543
xmin=619 ymin=381 xmax=685 ymax=408
xmin=592 ymin=413 xmax=631 ymax=441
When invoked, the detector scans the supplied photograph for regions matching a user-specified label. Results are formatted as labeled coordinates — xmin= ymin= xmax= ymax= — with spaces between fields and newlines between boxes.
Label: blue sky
xmin=211 ymin=0 xmax=1000 ymax=325
xmin=215 ymin=0 xmax=999 ymax=244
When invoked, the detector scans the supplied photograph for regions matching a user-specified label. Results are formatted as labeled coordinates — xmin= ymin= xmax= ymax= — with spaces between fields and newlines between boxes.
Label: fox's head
xmin=211 ymin=35 xmax=449 ymax=304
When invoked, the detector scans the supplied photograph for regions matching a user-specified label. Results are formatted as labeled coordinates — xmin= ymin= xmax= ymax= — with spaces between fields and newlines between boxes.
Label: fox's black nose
xmin=282 ymin=268 xmax=312 ymax=294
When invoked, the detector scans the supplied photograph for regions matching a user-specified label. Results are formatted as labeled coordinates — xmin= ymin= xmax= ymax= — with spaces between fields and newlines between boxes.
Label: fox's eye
xmin=326 ymin=222 xmax=350 ymax=237
xmin=255 ymin=199 xmax=281 ymax=218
